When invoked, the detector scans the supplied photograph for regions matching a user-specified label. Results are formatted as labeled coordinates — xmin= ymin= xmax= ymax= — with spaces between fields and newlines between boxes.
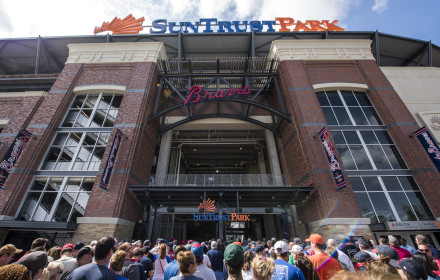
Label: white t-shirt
xmin=203 ymin=255 xmax=211 ymax=267
xmin=242 ymin=267 xmax=254 ymax=280
xmin=194 ymin=264 xmax=216 ymax=280
xmin=153 ymin=258 xmax=169 ymax=280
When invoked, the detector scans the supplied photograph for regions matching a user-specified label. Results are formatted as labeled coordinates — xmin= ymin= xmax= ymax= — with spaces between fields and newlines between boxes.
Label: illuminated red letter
xmin=185 ymin=86 xmax=201 ymax=105
xmin=306 ymin=20 xmax=326 ymax=31
xmin=293 ymin=20 xmax=311 ymax=31
xmin=321 ymin=20 xmax=344 ymax=31
xmin=275 ymin=17 xmax=294 ymax=32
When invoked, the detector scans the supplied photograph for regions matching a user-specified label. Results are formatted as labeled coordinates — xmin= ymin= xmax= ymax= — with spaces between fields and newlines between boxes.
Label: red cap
xmin=61 ymin=243 xmax=74 ymax=252
xmin=305 ymin=234 xmax=325 ymax=245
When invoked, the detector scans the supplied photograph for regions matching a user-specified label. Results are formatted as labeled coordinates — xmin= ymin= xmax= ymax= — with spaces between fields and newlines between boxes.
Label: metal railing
xmin=149 ymin=174 xmax=287 ymax=187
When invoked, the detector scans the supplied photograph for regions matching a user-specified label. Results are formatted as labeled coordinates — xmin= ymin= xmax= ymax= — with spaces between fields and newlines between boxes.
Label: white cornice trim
xmin=0 ymin=215 xmax=14 ymax=221
xmin=313 ymin=83 xmax=369 ymax=92
xmin=67 ymin=42 xmax=167 ymax=64
xmin=269 ymin=39 xmax=374 ymax=61
xmin=308 ymin=218 xmax=371 ymax=228
xmin=73 ymin=85 xmax=127 ymax=95
xmin=0 ymin=91 xmax=47 ymax=98
xmin=76 ymin=217 xmax=136 ymax=227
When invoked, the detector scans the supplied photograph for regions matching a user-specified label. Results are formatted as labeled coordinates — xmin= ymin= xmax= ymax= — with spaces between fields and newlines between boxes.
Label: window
xmin=317 ymin=90 xmax=434 ymax=223
xmin=17 ymin=177 xmax=93 ymax=223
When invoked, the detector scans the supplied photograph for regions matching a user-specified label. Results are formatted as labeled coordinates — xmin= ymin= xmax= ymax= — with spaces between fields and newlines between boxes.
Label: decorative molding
xmin=313 ymin=82 xmax=368 ymax=92
xmin=417 ymin=111 xmax=440 ymax=143
xmin=76 ymin=217 xmax=136 ymax=227
xmin=73 ymin=84 xmax=127 ymax=95
xmin=269 ymin=39 xmax=374 ymax=61
xmin=308 ymin=218 xmax=371 ymax=228
xmin=0 ymin=215 xmax=13 ymax=221
xmin=0 ymin=119 xmax=9 ymax=126
xmin=67 ymin=42 xmax=167 ymax=64
xmin=0 ymin=91 xmax=47 ymax=98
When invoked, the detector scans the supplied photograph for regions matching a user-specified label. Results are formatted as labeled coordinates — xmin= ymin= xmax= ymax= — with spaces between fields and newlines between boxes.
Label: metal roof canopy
xmin=129 ymin=185 xmax=314 ymax=208
xmin=0 ymin=31 xmax=439 ymax=77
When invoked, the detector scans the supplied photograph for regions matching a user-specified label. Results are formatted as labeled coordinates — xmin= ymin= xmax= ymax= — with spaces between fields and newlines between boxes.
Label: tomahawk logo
xmin=198 ymin=198 xmax=215 ymax=212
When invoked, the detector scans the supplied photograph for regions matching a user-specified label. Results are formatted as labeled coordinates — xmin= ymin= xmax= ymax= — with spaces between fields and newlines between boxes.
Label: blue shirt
xmin=273 ymin=259 xmax=305 ymax=280
xmin=164 ymin=260 xmax=180 ymax=280
xmin=140 ymin=256 xmax=154 ymax=274
xmin=207 ymin=249 xmax=224 ymax=271
xmin=66 ymin=263 xmax=117 ymax=280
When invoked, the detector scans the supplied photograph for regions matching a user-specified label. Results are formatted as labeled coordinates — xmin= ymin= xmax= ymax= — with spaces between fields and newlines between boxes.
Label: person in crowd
xmin=0 ymin=263 xmax=32 ymax=280
xmin=254 ymin=245 xmax=267 ymax=258
xmin=202 ymin=245 xmax=212 ymax=268
xmin=340 ymin=236 xmax=359 ymax=263
xmin=400 ymin=238 xmax=416 ymax=255
xmin=412 ymin=252 xmax=440 ymax=280
xmin=418 ymin=243 xmax=440 ymax=276
xmin=153 ymin=243 xmax=171 ymax=280
xmin=376 ymin=245 xmax=401 ymax=270
xmin=295 ymin=256 xmax=319 ymax=280
xmin=367 ymin=254 xmax=400 ymax=278
xmin=355 ymin=237 xmax=378 ymax=260
xmin=40 ymin=261 xmax=64 ymax=280
xmin=72 ymin=243 xmax=84 ymax=258
xmin=324 ymin=247 xmax=348 ymax=271
xmin=140 ymin=246 xmax=154 ymax=279
xmin=90 ymin=240 xmax=98 ymax=249
xmin=399 ymin=258 xmax=428 ymax=280
xmin=372 ymin=237 xmax=388 ymax=254
xmin=216 ymin=240 xmax=225 ymax=253
xmin=306 ymin=234 xmax=342 ymax=280
xmin=31 ymin=238 xmax=49 ymax=252
xmin=326 ymin=239 xmax=354 ymax=272
xmin=132 ymin=248 xmax=147 ymax=280
xmin=56 ymin=244 xmax=76 ymax=279
xmin=164 ymin=245 xmax=187 ymax=280
xmin=17 ymin=251 xmax=49 ymax=280
xmin=207 ymin=241 xmax=224 ymax=280
xmin=388 ymin=235 xmax=411 ymax=259
xmin=66 ymin=236 xmax=117 ymax=280
xmin=143 ymin=240 xmax=155 ymax=264
xmin=191 ymin=242 xmax=215 ymax=280
xmin=416 ymin=234 xmax=440 ymax=259
xmin=60 ymin=246 xmax=94 ymax=280
xmin=289 ymin=245 xmax=304 ymax=266
xmin=47 ymin=247 xmax=62 ymax=261
xmin=224 ymin=244 xmax=244 ymax=280
xmin=118 ymin=242 xmax=140 ymax=280
xmin=251 ymin=255 xmax=274 ymax=280
xmin=329 ymin=270 xmax=400 ymax=280
xmin=241 ymin=251 xmax=254 ymax=280
xmin=109 ymin=250 xmax=129 ymax=280
xmin=272 ymin=240 xmax=305 ymax=280
xmin=352 ymin=251 xmax=372 ymax=271
xmin=167 ymin=244 xmax=175 ymax=262
xmin=169 ymin=251 xmax=202 ymax=280
xmin=0 ymin=244 xmax=23 ymax=267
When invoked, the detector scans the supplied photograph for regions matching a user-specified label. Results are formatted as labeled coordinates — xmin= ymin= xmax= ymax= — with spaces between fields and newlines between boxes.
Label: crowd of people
xmin=0 ymin=233 xmax=439 ymax=280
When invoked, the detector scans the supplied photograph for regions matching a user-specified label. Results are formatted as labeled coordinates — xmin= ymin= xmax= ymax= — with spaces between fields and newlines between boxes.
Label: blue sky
xmin=0 ymin=0 xmax=438 ymax=46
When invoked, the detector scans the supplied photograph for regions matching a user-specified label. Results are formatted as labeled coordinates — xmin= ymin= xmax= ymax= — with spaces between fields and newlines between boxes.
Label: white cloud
xmin=372 ymin=0 xmax=388 ymax=14
xmin=0 ymin=0 xmax=361 ymax=38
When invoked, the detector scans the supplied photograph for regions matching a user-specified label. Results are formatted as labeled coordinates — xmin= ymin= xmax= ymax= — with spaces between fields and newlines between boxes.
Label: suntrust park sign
xmin=94 ymin=15 xmax=344 ymax=35
xmin=194 ymin=198 xmax=251 ymax=222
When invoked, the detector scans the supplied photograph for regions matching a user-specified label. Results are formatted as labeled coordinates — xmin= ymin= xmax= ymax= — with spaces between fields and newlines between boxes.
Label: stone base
xmin=305 ymin=218 xmax=374 ymax=241
xmin=72 ymin=217 xmax=135 ymax=243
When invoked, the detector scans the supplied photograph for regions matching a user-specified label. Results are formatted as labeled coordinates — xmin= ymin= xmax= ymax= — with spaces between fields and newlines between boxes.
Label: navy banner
xmin=0 ymin=129 xmax=33 ymax=189
xmin=100 ymin=129 xmax=123 ymax=191
xmin=319 ymin=127 xmax=347 ymax=191
xmin=414 ymin=127 xmax=440 ymax=172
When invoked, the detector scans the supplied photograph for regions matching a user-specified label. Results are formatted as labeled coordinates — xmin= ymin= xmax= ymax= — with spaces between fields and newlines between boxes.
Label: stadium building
xmin=0 ymin=19 xmax=439 ymax=250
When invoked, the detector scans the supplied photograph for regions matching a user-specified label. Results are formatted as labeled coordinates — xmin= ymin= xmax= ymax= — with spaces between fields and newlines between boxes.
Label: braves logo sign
xmin=198 ymin=198 xmax=215 ymax=212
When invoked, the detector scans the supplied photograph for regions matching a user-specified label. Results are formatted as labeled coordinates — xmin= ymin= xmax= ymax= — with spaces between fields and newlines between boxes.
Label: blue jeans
xmin=214 ymin=271 xmax=223 ymax=280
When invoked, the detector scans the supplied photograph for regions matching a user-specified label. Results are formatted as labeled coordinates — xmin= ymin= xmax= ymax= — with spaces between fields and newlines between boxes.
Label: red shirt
xmin=391 ymin=245 xmax=412 ymax=259
xmin=308 ymin=253 xmax=343 ymax=280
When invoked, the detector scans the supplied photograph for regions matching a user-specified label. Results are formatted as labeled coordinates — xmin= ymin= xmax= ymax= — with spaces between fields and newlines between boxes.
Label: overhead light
xmin=193 ymin=148 xmax=197 ymax=152
xmin=239 ymin=146 xmax=243 ymax=150
xmin=216 ymin=170 xmax=219 ymax=173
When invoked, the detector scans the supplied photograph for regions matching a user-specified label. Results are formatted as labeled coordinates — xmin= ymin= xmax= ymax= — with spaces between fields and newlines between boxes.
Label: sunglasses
xmin=59 ymin=270 xmax=63 ymax=274
xmin=419 ymin=249 xmax=430 ymax=252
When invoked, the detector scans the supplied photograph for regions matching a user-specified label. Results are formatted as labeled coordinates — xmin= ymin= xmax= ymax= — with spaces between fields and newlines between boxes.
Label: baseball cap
xmin=377 ymin=245 xmax=400 ymax=268
xmin=357 ymin=237 xmax=370 ymax=247
xmin=90 ymin=240 xmax=97 ymax=246
xmin=354 ymin=251 xmax=372 ymax=263
xmin=399 ymin=258 xmax=426 ymax=279
xmin=191 ymin=242 xmax=204 ymax=259
xmin=224 ymin=244 xmax=244 ymax=267
xmin=76 ymin=246 xmax=93 ymax=259
xmin=293 ymin=238 xmax=302 ymax=244
xmin=211 ymin=241 xmax=218 ymax=249
xmin=255 ymin=245 xmax=267 ymax=253
xmin=73 ymin=242 xmax=85 ymax=250
xmin=290 ymin=245 xmax=303 ymax=254
xmin=306 ymin=234 xmax=325 ymax=245
xmin=274 ymin=241 xmax=289 ymax=254
xmin=61 ymin=243 xmax=74 ymax=253
xmin=17 ymin=251 xmax=48 ymax=274
xmin=0 ymin=244 xmax=23 ymax=255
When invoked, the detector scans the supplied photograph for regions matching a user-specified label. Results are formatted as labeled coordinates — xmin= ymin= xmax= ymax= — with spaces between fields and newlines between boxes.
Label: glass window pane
xmin=389 ymin=192 xmax=417 ymax=221
xmin=73 ymin=147 xmax=93 ymax=170
xmin=99 ymin=96 xmax=112 ymax=110
xmin=341 ymin=91 xmax=358 ymax=106
xmin=399 ymin=177 xmax=419 ymax=191
xmin=375 ymin=131 xmax=393 ymax=144
xmin=46 ymin=179 xmax=63 ymax=192
xmin=350 ymin=146 xmax=373 ymax=169
xmin=326 ymin=91 xmax=343 ymax=106
xmin=53 ymin=194 xmax=77 ymax=222
xmin=362 ymin=177 xmax=382 ymax=191
xmin=71 ymin=96 xmax=86 ymax=108
xmin=89 ymin=147 xmax=105 ymax=171
xmin=65 ymin=181 xmax=81 ymax=192
xmin=62 ymin=111 xmax=79 ymax=127
xmin=65 ymin=133 xmax=82 ymax=146
xmin=30 ymin=180 xmax=46 ymax=191
xmin=103 ymin=110 xmax=118 ymax=127
xmin=369 ymin=192 xmax=397 ymax=222
xmin=84 ymin=96 xmax=99 ymax=108
xmin=91 ymin=109 xmax=106 ymax=127
xmin=343 ymin=131 xmax=361 ymax=144
xmin=36 ymin=192 xmax=58 ymax=221
xmin=367 ymin=145 xmax=392 ymax=169
xmin=97 ymin=133 xmax=110 ymax=144
xmin=383 ymin=145 xmax=407 ymax=169
xmin=349 ymin=177 xmax=365 ymax=191
xmin=381 ymin=176 xmax=402 ymax=191
xmin=333 ymin=107 xmax=352 ymax=125
xmin=42 ymin=147 xmax=61 ymax=170
xmin=354 ymin=193 xmax=378 ymax=223
xmin=75 ymin=110 xmax=93 ymax=127
xmin=53 ymin=134 xmax=69 ymax=146
xmin=55 ymin=148 xmax=75 ymax=170
xmin=360 ymin=131 xmax=378 ymax=144
xmin=111 ymin=95 xmax=123 ymax=109
xmin=332 ymin=131 xmax=345 ymax=144
xmin=76 ymin=192 xmax=90 ymax=211
xmin=362 ymin=107 xmax=382 ymax=125
xmin=405 ymin=192 xmax=435 ymax=221
xmin=337 ymin=146 xmax=356 ymax=170
xmin=322 ymin=108 xmax=338 ymax=125
xmin=316 ymin=93 xmax=330 ymax=106
xmin=354 ymin=92 xmax=372 ymax=106
xmin=18 ymin=192 xmax=41 ymax=221
xmin=81 ymin=182 xmax=93 ymax=192
xmin=349 ymin=107 xmax=369 ymax=125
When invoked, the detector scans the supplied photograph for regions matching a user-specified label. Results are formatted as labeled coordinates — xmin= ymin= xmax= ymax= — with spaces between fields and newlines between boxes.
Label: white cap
xmin=211 ymin=241 xmax=217 ymax=248
xmin=290 ymin=245 xmax=303 ymax=253
xmin=90 ymin=240 xmax=97 ymax=246
xmin=274 ymin=241 xmax=289 ymax=254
